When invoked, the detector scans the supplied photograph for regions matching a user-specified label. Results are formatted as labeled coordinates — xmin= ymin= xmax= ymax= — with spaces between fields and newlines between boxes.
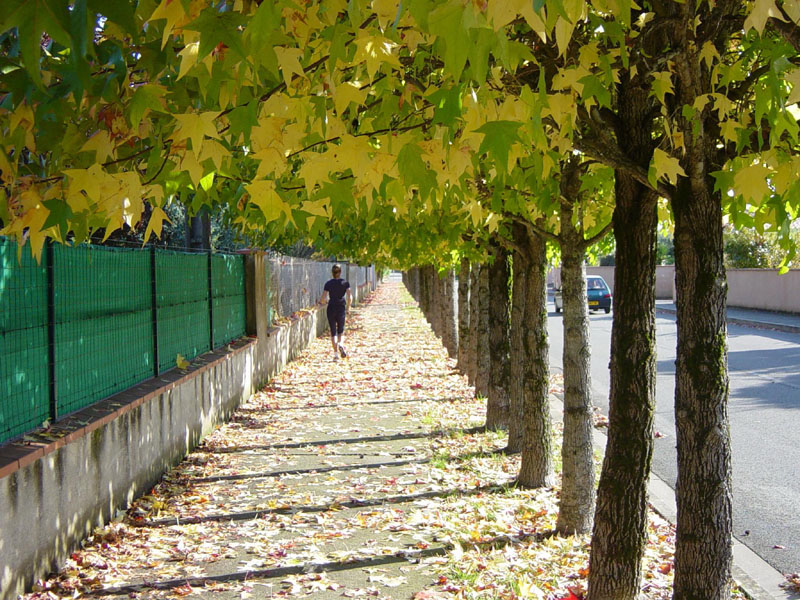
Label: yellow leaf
xmin=172 ymin=111 xmax=220 ymax=153
xmin=81 ymin=130 xmax=116 ymax=163
xmin=274 ymin=46 xmax=305 ymax=90
xmin=149 ymin=0 xmax=187 ymax=49
xmin=744 ymin=0 xmax=785 ymax=33
xmin=253 ymin=147 xmax=288 ymax=179
xmin=198 ymin=139 xmax=228 ymax=170
xmin=733 ymin=163 xmax=772 ymax=203
xmin=144 ymin=205 xmax=171 ymax=243
xmin=0 ymin=147 xmax=15 ymax=183
xmin=487 ymin=0 xmax=527 ymax=29
xmin=247 ymin=179 xmax=288 ymax=222
xmin=784 ymin=0 xmax=800 ymax=22
xmin=353 ymin=32 xmax=402 ymax=81
xmin=720 ymin=119 xmax=739 ymax=144
xmin=651 ymin=148 xmax=685 ymax=185
xmin=177 ymin=42 xmax=200 ymax=80
xmin=546 ymin=92 xmax=574 ymax=127
xmin=300 ymin=200 xmax=329 ymax=217
xmin=372 ymin=0 xmax=401 ymax=29
xmin=64 ymin=165 xmax=106 ymax=210
xmin=333 ymin=82 xmax=367 ymax=116
xmin=179 ymin=150 xmax=205 ymax=186
xmin=176 ymin=354 xmax=190 ymax=370
xmin=786 ymin=68 xmax=800 ymax=105
xmin=555 ymin=17 xmax=576 ymax=57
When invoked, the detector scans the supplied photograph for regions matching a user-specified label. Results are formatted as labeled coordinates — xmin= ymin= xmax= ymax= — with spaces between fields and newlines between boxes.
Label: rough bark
xmin=457 ymin=258 xmax=471 ymax=374
xmin=506 ymin=223 xmax=529 ymax=454
xmin=671 ymin=178 xmax=732 ymax=600
xmin=557 ymin=200 xmax=595 ymax=535
xmin=467 ymin=263 xmax=481 ymax=386
xmin=475 ymin=263 xmax=491 ymax=399
xmin=517 ymin=227 xmax=554 ymax=488
xmin=430 ymin=268 xmax=442 ymax=337
xmin=442 ymin=269 xmax=458 ymax=358
xmin=588 ymin=78 xmax=658 ymax=600
xmin=670 ymin=18 xmax=734 ymax=594
xmin=486 ymin=244 xmax=511 ymax=429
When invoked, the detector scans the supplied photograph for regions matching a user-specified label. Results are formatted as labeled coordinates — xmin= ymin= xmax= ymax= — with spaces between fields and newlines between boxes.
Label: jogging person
xmin=320 ymin=264 xmax=352 ymax=360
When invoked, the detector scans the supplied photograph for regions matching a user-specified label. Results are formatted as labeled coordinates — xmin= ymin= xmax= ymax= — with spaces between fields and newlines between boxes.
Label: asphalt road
xmin=547 ymin=306 xmax=800 ymax=576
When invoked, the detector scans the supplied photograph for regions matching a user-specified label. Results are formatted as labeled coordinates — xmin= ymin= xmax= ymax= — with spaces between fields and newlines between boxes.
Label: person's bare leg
xmin=331 ymin=336 xmax=339 ymax=359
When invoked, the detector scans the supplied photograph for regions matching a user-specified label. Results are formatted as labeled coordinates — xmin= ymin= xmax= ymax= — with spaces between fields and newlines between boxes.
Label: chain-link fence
xmin=1 ymin=238 xmax=377 ymax=444
xmin=265 ymin=256 xmax=377 ymax=324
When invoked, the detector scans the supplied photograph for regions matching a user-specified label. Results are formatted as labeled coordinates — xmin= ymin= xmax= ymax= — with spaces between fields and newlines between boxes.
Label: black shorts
xmin=327 ymin=305 xmax=345 ymax=336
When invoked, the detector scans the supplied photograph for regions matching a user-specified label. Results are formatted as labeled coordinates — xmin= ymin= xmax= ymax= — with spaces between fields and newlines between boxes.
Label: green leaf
xmin=428 ymin=85 xmax=463 ymax=128
xmin=397 ymin=144 xmax=438 ymax=200
xmin=128 ymin=84 xmax=166 ymax=126
xmin=579 ymin=74 xmax=612 ymax=108
xmin=88 ymin=0 xmax=137 ymax=36
xmin=186 ymin=9 xmax=248 ymax=61
xmin=0 ymin=0 xmax=72 ymax=88
xmin=475 ymin=120 xmax=523 ymax=174
xmin=428 ymin=2 xmax=469 ymax=81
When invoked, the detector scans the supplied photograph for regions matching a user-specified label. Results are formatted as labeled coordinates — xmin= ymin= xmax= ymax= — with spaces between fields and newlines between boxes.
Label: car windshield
xmin=587 ymin=278 xmax=606 ymax=290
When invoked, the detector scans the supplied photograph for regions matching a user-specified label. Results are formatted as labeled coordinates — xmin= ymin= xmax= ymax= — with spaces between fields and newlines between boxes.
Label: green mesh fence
xmin=211 ymin=254 xmax=246 ymax=346
xmin=0 ymin=239 xmax=49 ymax=441
xmin=0 ymin=239 xmax=249 ymax=445
xmin=53 ymin=245 xmax=154 ymax=416
xmin=156 ymin=250 xmax=210 ymax=373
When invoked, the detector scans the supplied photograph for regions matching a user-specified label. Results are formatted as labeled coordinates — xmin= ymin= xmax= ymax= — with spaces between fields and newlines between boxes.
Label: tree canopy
xmin=1 ymin=0 xmax=798 ymax=265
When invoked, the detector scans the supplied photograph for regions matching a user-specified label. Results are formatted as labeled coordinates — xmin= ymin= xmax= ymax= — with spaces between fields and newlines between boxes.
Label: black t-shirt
xmin=324 ymin=278 xmax=350 ymax=308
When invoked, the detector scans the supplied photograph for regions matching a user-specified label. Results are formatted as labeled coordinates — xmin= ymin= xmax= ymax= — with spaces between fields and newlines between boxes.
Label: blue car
xmin=554 ymin=275 xmax=612 ymax=314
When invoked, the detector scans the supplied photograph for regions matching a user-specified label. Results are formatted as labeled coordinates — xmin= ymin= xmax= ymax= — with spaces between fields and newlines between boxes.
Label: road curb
xmin=549 ymin=392 xmax=795 ymax=600
xmin=655 ymin=306 xmax=800 ymax=335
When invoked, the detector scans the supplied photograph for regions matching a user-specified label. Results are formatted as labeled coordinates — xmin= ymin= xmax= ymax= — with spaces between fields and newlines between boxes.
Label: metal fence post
xmin=208 ymin=250 xmax=214 ymax=350
xmin=46 ymin=239 xmax=58 ymax=422
xmin=151 ymin=246 xmax=160 ymax=377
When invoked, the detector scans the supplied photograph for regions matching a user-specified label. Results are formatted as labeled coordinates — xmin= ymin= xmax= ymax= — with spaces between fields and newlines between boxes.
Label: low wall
xmin=725 ymin=268 xmax=800 ymax=313
xmin=0 ymin=255 xmax=375 ymax=600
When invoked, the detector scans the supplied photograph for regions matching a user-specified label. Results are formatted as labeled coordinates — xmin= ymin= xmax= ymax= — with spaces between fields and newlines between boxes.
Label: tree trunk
xmin=457 ymin=258 xmax=471 ymax=374
xmin=442 ymin=269 xmax=458 ymax=358
xmin=506 ymin=223 xmax=529 ymax=453
xmin=517 ymin=227 xmax=554 ymax=488
xmin=430 ymin=267 xmax=442 ymax=337
xmin=467 ymin=263 xmax=481 ymax=387
xmin=671 ymin=134 xmax=733 ymax=600
xmin=475 ymin=263 xmax=491 ymax=399
xmin=486 ymin=244 xmax=510 ymax=429
xmin=588 ymin=79 xmax=658 ymax=600
xmin=557 ymin=210 xmax=595 ymax=535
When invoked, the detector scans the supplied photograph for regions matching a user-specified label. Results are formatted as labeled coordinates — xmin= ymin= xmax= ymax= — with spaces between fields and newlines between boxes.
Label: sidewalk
xmin=656 ymin=300 xmax=800 ymax=334
xmin=22 ymin=283 xmax=782 ymax=600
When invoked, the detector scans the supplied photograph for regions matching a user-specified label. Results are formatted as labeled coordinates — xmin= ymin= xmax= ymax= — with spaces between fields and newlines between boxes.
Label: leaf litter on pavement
xmin=22 ymin=282 xmax=746 ymax=600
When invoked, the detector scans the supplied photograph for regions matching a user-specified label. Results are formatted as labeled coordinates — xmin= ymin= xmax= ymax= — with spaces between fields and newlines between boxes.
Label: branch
xmin=583 ymin=219 xmax=614 ymax=248
xmin=513 ymin=214 xmax=559 ymax=243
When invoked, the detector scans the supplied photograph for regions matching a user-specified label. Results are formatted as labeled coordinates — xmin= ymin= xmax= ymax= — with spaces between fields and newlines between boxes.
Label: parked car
xmin=553 ymin=275 xmax=612 ymax=314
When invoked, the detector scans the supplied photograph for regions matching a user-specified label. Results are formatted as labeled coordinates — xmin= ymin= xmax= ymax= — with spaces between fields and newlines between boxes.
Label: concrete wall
xmin=0 ymin=256 xmax=376 ymax=600
xmin=723 ymin=268 xmax=800 ymax=313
